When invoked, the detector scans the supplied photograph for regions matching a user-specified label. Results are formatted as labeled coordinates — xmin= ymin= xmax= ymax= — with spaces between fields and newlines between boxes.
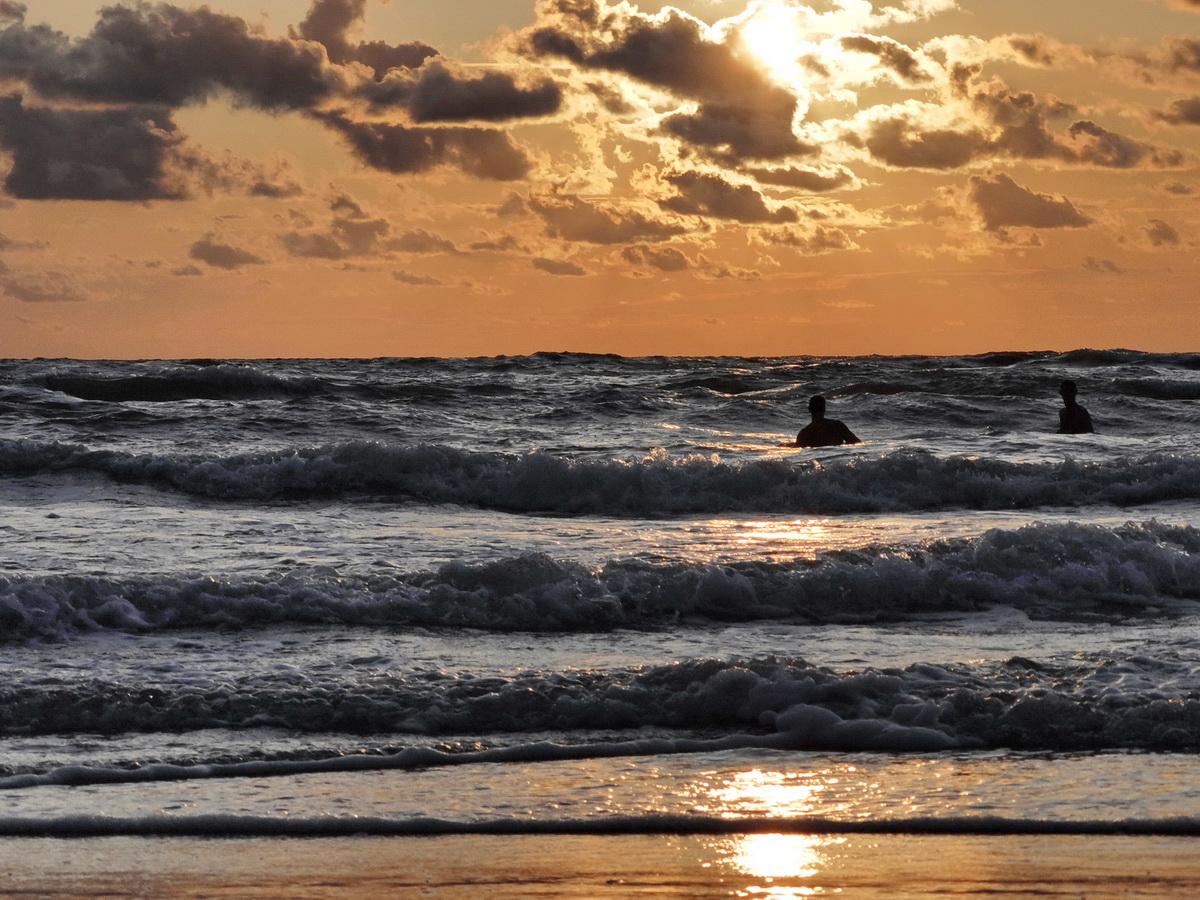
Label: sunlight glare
xmin=736 ymin=3 xmax=808 ymax=86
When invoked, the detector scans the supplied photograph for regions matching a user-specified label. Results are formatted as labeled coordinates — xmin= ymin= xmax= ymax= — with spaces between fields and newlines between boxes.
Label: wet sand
xmin=5 ymin=834 xmax=1200 ymax=898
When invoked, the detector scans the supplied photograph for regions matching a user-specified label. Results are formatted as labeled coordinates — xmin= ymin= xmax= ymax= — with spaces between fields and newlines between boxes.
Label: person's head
xmin=1060 ymin=380 xmax=1078 ymax=404
xmin=808 ymin=395 xmax=826 ymax=418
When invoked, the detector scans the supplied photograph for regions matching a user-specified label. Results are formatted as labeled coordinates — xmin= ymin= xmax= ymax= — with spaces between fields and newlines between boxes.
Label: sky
xmin=1 ymin=0 xmax=1200 ymax=358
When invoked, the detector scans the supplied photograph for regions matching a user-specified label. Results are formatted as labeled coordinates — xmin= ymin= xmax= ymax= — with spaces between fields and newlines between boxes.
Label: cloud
xmin=0 ymin=264 xmax=86 ymax=302
xmin=1151 ymin=97 xmax=1200 ymax=125
xmin=839 ymin=35 xmax=933 ymax=84
xmin=190 ymin=236 xmax=266 ymax=269
xmin=1083 ymin=256 xmax=1124 ymax=274
xmin=389 ymin=229 xmax=459 ymax=253
xmin=517 ymin=0 xmax=809 ymax=161
xmin=659 ymin=170 xmax=798 ymax=223
xmin=292 ymin=0 xmax=437 ymax=76
xmin=968 ymin=173 xmax=1091 ymax=231
xmin=0 ymin=95 xmax=188 ymax=200
xmin=532 ymin=256 xmax=588 ymax=275
xmin=392 ymin=270 xmax=445 ymax=285
xmin=0 ymin=3 xmax=344 ymax=110
xmin=747 ymin=166 xmax=857 ymax=192
xmin=0 ymin=231 xmax=46 ymax=250
xmin=364 ymin=60 xmax=563 ymax=123
xmin=1163 ymin=180 xmax=1195 ymax=194
xmin=529 ymin=192 xmax=690 ymax=244
xmin=312 ymin=110 xmax=533 ymax=180
xmin=1145 ymin=218 xmax=1182 ymax=246
xmin=754 ymin=225 xmax=857 ymax=254
xmin=621 ymin=244 xmax=690 ymax=271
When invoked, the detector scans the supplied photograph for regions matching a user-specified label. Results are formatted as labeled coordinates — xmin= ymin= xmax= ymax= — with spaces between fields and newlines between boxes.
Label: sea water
xmin=3 ymin=352 xmax=1200 ymax=877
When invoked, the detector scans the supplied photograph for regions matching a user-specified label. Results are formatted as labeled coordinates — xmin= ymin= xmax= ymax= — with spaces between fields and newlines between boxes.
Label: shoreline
xmin=5 ymin=834 xmax=1199 ymax=898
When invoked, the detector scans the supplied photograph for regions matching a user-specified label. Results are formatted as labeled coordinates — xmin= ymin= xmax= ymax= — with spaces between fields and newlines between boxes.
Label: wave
xmin=1 ymin=812 xmax=1198 ymax=837
xmin=34 ymin=364 xmax=322 ymax=403
xmin=3 ymin=522 xmax=1198 ymax=642
xmin=5 ymin=639 xmax=1200 ymax=763
xmin=5 ymin=439 xmax=1200 ymax=513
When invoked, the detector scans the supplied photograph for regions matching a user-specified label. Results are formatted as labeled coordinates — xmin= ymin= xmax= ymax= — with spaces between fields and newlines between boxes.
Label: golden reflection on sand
xmin=703 ymin=768 xmax=847 ymax=896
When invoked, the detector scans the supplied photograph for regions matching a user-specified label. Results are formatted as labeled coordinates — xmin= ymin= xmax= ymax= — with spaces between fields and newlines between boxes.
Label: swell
xmin=3 ymin=522 xmax=1198 ymax=643
xmin=4 ymin=438 xmax=1200 ymax=513
xmin=36 ymin=364 xmax=322 ymax=403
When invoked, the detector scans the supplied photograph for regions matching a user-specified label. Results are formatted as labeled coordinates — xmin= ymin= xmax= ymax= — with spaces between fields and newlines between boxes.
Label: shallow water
xmin=2 ymin=351 xmax=1200 ymax=842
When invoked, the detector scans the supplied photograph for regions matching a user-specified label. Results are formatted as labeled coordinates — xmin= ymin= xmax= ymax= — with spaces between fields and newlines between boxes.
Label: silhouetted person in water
xmin=1057 ymin=379 xmax=1094 ymax=434
xmin=796 ymin=394 xmax=861 ymax=447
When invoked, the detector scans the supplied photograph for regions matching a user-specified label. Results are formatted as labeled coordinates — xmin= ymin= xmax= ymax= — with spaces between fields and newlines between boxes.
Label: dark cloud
xmin=172 ymin=264 xmax=204 ymax=276
xmin=1083 ymin=256 xmax=1124 ymax=274
xmin=189 ymin=236 xmax=266 ymax=269
xmin=392 ymin=270 xmax=445 ymax=285
xmin=659 ymin=171 xmax=798 ymax=223
xmin=862 ymin=117 xmax=986 ymax=170
xmin=292 ymin=0 xmax=437 ymax=76
xmin=365 ymin=61 xmax=563 ymax=123
xmin=312 ymin=110 xmax=533 ymax=180
xmin=840 ymin=35 xmax=932 ymax=84
xmin=747 ymin=166 xmax=856 ymax=192
xmin=330 ymin=193 xmax=368 ymax=217
xmin=0 ymin=4 xmax=342 ymax=110
xmin=0 ymin=95 xmax=187 ymax=200
xmin=389 ymin=229 xmax=459 ymax=254
xmin=281 ymin=231 xmax=347 ymax=259
xmin=469 ymin=235 xmax=522 ymax=252
xmin=1145 ymin=218 xmax=1182 ymax=246
xmin=1067 ymin=120 xmax=1186 ymax=168
xmin=1152 ymin=97 xmax=1200 ymax=125
xmin=532 ymin=256 xmax=588 ymax=275
xmin=1163 ymin=180 xmax=1195 ymax=194
xmin=529 ymin=193 xmax=690 ymax=244
xmin=621 ymin=244 xmax=689 ymax=271
xmin=968 ymin=173 xmax=1091 ymax=231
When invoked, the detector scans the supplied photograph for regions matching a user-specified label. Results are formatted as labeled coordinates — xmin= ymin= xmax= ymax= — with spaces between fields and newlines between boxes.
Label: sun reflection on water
xmin=700 ymin=768 xmax=846 ymax=897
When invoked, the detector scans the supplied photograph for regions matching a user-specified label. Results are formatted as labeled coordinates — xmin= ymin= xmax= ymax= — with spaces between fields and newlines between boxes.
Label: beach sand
xmin=4 ymin=834 xmax=1200 ymax=898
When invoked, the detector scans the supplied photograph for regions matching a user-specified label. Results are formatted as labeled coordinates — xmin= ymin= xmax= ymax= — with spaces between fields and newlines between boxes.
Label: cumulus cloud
xmin=517 ymin=0 xmax=809 ymax=161
xmin=968 ymin=173 xmax=1091 ymax=231
xmin=312 ymin=110 xmax=533 ymax=180
xmin=747 ymin=166 xmax=857 ymax=192
xmin=281 ymin=196 xmax=459 ymax=260
xmin=392 ymin=270 xmax=445 ymax=285
xmin=1083 ymin=256 xmax=1123 ymax=274
xmin=754 ymin=224 xmax=857 ymax=254
xmin=190 ymin=236 xmax=266 ymax=269
xmin=0 ymin=3 xmax=344 ymax=110
xmin=1152 ymin=97 xmax=1200 ymax=125
xmin=529 ymin=192 xmax=690 ymax=244
xmin=0 ymin=262 xmax=86 ymax=302
xmin=0 ymin=2 xmax=556 ymax=195
xmin=621 ymin=244 xmax=690 ymax=271
xmin=364 ymin=60 xmax=563 ymax=122
xmin=659 ymin=170 xmax=798 ymax=222
xmin=1145 ymin=218 xmax=1182 ymax=246
xmin=292 ymin=0 xmax=436 ymax=76
xmin=532 ymin=256 xmax=588 ymax=275
xmin=0 ymin=95 xmax=188 ymax=200
xmin=839 ymin=34 xmax=934 ymax=84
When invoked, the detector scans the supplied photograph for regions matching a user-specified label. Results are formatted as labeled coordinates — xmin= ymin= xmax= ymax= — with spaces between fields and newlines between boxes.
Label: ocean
xmin=3 ymin=350 xmax=1200 ymax=893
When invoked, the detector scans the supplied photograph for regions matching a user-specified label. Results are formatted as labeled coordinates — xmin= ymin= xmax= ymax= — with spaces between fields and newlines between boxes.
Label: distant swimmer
xmin=1057 ymin=379 xmax=1094 ymax=434
xmin=795 ymin=394 xmax=861 ymax=448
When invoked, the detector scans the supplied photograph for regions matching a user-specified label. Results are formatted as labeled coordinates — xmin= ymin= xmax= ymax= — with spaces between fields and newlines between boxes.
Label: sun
xmin=734 ymin=2 xmax=808 ymax=86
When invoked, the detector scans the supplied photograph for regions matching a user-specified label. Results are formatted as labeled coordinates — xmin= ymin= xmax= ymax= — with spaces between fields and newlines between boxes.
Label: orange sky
xmin=1 ymin=0 xmax=1199 ymax=358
